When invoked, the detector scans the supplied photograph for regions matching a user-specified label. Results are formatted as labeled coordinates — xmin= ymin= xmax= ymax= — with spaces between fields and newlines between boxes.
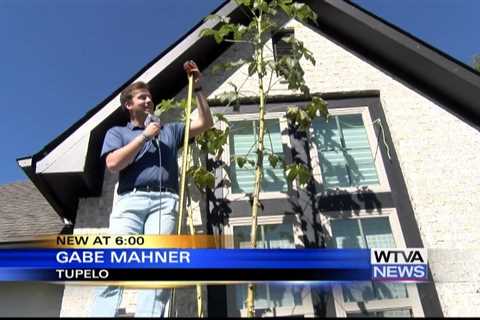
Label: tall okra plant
xmin=200 ymin=0 xmax=328 ymax=316
xmin=154 ymin=97 xmax=229 ymax=317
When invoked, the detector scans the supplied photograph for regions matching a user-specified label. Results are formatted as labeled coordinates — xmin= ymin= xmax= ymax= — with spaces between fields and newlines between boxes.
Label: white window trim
xmin=220 ymin=112 xmax=293 ymax=202
xmin=224 ymin=215 xmax=315 ymax=317
xmin=319 ymin=208 xmax=424 ymax=317
xmin=308 ymin=106 xmax=391 ymax=194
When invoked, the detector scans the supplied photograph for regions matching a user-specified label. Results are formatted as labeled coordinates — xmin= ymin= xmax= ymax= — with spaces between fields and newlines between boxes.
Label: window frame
xmin=224 ymin=215 xmax=315 ymax=317
xmin=220 ymin=112 xmax=292 ymax=202
xmin=319 ymin=208 xmax=425 ymax=317
xmin=308 ymin=106 xmax=391 ymax=193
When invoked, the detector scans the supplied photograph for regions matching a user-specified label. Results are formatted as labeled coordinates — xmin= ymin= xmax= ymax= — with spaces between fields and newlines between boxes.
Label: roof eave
xmin=16 ymin=156 xmax=70 ymax=221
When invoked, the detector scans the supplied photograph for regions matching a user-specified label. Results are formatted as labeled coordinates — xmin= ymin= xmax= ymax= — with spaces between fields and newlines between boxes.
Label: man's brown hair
xmin=120 ymin=81 xmax=150 ymax=110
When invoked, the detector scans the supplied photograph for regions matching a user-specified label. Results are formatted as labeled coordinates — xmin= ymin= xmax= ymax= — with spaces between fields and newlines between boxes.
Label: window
xmin=233 ymin=224 xmax=301 ymax=311
xmin=347 ymin=308 xmax=412 ymax=317
xmin=309 ymin=107 xmax=390 ymax=192
xmin=322 ymin=209 xmax=424 ymax=317
xmin=221 ymin=113 xmax=290 ymax=200
xmin=331 ymin=217 xmax=408 ymax=303
xmin=225 ymin=216 xmax=314 ymax=317
xmin=272 ymin=29 xmax=294 ymax=62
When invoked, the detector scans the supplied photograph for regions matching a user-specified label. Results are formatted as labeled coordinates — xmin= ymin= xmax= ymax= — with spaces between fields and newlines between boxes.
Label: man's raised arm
xmin=184 ymin=60 xmax=214 ymax=138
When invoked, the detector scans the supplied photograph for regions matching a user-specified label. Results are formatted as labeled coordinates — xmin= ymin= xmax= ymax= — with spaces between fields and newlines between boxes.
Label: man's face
xmin=126 ymin=89 xmax=154 ymax=114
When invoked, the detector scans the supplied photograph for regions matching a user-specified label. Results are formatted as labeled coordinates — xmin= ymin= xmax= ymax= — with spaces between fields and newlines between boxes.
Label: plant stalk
xmin=246 ymin=5 xmax=265 ymax=317
xmin=170 ymin=74 xmax=205 ymax=318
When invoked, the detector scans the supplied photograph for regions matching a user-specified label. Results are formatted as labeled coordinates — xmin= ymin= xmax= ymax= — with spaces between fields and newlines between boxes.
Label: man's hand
xmin=182 ymin=60 xmax=213 ymax=138
xmin=143 ymin=122 xmax=161 ymax=140
xmin=183 ymin=60 xmax=202 ymax=88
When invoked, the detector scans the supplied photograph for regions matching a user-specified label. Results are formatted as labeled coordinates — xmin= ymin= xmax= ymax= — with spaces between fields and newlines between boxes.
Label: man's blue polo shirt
xmin=100 ymin=121 xmax=185 ymax=195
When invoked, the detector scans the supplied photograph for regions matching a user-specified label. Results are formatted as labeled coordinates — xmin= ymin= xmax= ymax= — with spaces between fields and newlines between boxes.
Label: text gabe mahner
xmin=55 ymin=250 xmax=191 ymax=280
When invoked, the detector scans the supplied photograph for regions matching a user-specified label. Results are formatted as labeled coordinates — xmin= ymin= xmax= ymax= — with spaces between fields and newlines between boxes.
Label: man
xmin=91 ymin=60 xmax=213 ymax=317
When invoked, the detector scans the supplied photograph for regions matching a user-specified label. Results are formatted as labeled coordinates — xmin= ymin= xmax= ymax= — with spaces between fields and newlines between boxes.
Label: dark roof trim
xmin=16 ymin=158 xmax=69 ymax=220
xmin=207 ymin=90 xmax=380 ymax=106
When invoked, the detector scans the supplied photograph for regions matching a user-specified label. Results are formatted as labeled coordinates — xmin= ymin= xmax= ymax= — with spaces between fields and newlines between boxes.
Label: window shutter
xmin=229 ymin=120 xmax=287 ymax=193
xmin=230 ymin=121 xmax=256 ymax=193
xmin=313 ymin=115 xmax=379 ymax=188
xmin=263 ymin=120 xmax=287 ymax=192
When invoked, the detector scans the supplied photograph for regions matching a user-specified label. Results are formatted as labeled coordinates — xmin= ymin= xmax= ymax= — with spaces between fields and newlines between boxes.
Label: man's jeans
xmin=90 ymin=190 xmax=178 ymax=317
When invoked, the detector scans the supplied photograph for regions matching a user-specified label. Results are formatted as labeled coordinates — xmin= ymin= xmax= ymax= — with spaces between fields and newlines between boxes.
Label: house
xmin=0 ymin=180 xmax=66 ymax=317
xmin=9 ymin=0 xmax=480 ymax=317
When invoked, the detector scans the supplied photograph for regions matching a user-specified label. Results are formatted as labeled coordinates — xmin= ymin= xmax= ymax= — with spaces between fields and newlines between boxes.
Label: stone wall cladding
xmin=60 ymin=169 xmax=117 ymax=317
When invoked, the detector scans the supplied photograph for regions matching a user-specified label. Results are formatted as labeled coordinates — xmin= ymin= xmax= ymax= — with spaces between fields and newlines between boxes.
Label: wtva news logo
xmin=371 ymin=248 xmax=428 ymax=282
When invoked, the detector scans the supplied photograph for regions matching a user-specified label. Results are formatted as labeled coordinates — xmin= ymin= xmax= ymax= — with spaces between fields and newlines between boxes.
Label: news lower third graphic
xmin=0 ymin=235 xmax=429 ymax=284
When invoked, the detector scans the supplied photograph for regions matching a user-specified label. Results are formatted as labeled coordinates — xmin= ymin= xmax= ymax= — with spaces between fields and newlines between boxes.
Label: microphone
xmin=144 ymin=113 xmax=161 ymax=127
xmin=144 ymin=113 xmax=161 ymax=142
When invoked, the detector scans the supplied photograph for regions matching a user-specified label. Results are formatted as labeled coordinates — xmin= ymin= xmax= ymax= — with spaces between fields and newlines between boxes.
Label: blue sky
xmin=0 ymin=0 xmax=478 ymax=185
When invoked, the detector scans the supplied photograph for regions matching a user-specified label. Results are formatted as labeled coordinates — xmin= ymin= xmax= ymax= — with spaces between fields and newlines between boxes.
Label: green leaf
xmin=296 ymin=164 xmax=311 ymax=186
xmin=286 ymin=105 xmax=312 ymax=131
xmin=199 ymin=28 xmax=216 ymax=39
xmin=285 ymin=163 xmax=298 ymax=183
xmin=253 ymin=0 xmax=270 ymax=12
xmin=201 ymin=23 xmax=241 ymax=44
xmin=204 ymin=14 xmax=230 ymax=24
xmin=285 ymin=163 xmax=311 ymax=186
xmin=310 ymin=96 xmax=329 ymax=119
xmin=298 ymin=109 xmax=311 ymax=131
xmin=286 ymin=106 xmax=299 ymax=121
xmin=268 ymin=154 xmax=281 ymax=168
xmin=215 ymin=90 xmax=239 ymax=108
xmin=214 ymin=113 xmax=230 ymax=124
xmin=278 ymin=0 xmax=294 ymax=16
xmin=196 ymin=126 xmax=230 ymax=156
xmin=220 ymin=127 xmax=230 ymax=145
xmin=186 ymin=166 xmax=198 ymax=176
xmin=292 ymin=3 xmax=318 ymax=25
xmin=233 ymin=25 xmax=248 ymax=41
xmin=279 ymin=2 xmax=317 ymax=25
xmin=236 ymin=156 xmax=247 ymax=168
xmin=155 ymin=98 xmax=179 ymax=117
xmin=192 ymin=167 xmax=215 ymax=190
xmin=177 ymin=98 xmax=196 ymax=115
xmin=275 ymin=55 xmax=308 ymax=93
xmin=235 ymin=0 xmax=253 ymax=6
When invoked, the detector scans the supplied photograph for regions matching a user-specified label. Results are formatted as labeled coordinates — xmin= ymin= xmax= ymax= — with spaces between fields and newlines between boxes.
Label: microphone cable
xmin=147 ymin=113 xmax=165 ymax=316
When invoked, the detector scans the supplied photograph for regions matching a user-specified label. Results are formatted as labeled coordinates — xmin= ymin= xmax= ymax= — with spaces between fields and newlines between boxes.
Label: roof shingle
xmin=0 ymin=180 xmax=65 ymax=242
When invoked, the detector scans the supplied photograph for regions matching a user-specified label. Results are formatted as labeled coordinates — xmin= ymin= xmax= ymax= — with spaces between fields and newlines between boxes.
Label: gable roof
xmin=0 ymin=180 xmax=66 ymax=242
xmin=17 ymin=0 xmax=480 ymax=223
